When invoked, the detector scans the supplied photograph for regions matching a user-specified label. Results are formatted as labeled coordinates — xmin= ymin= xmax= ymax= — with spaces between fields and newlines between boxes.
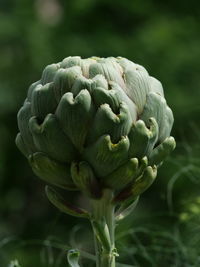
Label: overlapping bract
xmin=16 ymin=56 xmax=175 ymax=206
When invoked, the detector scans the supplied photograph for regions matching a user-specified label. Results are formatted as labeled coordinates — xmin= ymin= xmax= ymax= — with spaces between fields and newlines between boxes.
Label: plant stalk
xmin=91 ymin=189 xmax=116 ymax=267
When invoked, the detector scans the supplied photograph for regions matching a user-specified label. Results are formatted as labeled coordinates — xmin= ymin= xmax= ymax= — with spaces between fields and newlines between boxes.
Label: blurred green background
xmin=1 ymin=0 xmax=200 ymax=266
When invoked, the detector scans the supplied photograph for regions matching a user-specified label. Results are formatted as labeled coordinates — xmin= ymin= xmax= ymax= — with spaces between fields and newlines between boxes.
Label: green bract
xmin=16 ymin=56 xmax=175 ymax=213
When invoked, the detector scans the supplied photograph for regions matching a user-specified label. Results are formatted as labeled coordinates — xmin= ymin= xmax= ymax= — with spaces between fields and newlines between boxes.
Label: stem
xmin=91 ymin=189 xmax=116 ymax=267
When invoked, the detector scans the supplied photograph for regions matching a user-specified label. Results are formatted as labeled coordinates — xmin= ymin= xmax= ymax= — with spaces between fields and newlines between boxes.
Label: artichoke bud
xmin=45 ymin=186 xmax=89 ymax=218
xmin=71 ymin=161 xmax=102 ymax=199
xmin=29 ymin=152 xmax=76 ymax=190
xmin=149 ymin=136 xmax=176 ymax=166
xmin=114 ymin=165 xmax=157 ymax=202
xmin=104 ymin=158 xmax=138 ymax=190
xmin=16 ymin=56 xmax=175 ymax=207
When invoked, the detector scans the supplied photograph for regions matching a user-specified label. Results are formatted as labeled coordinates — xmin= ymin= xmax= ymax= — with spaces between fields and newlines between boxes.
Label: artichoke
xmin=16 ymin=56 xmax=175 ymax=214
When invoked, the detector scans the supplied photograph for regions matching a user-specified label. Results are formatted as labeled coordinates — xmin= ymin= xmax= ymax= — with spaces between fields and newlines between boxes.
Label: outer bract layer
xmin=16 ymin=56 xmax=175 ymax=203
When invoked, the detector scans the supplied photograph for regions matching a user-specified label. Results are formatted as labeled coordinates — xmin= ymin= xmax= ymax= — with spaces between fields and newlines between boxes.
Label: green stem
xmin=91 ymin=189 xmax=116 ymax=267
xmin=93 ymin=234 xmax=101 ymax=267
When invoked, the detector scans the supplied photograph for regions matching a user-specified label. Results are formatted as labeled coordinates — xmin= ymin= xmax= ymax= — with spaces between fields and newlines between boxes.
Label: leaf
xmin=71 ymin=75 xmax=93 ymax=96
xmin=27 ymin=81 xmax=40 ymax=101
xmin=53 ymin=66 xmax=82 ymax=102
xmin=91 ymin=86 xmax=121 ymax=114
xmin=128 ymin=118 xmax=158 ymax=158
xmin=108 ymin=82 xmax=138 ymax=122
xmin=17 ymin=101 xmax=36 ymax=153
xmin=60 ymin=56 xmax=96 ymax=77
xmin=91 ymin=74 xmax=108 ymax=90
xmin=104 ymin=158 xmax=138 ymax=190
xmin=84 ymin=135 xmax=129 ymax=177
xmin=29 ymin=152 xmax=76 ymax=190
xmin=149 ymin=76 xmax=164 ymax=96
xmin=89 ymin=61 xmax=125 ymax=89
xmin=123 ymin=68 xmax=150 ymax=114
xmin=61 ymin=56 xmax=82 ymax=68
xmin=56 ymin=89 xmax=95 ymax=151
xmin=114 ymin=166 xmax=157 ymax=202
xmin=149 ymin=136 xmax=176 ymax=166
xmin=31 ymin=83 xmax=57 ymax=121
xmin=115 ymin=197 xmax=139 ymax=221
xmin=137 ymin=156 xmax=148 ymax=176
xmin=8 ymin=260 xmax=21 ymax=267
xmin=15 ymin=133 xmax=30 ymax=158
xmin=29 ymin=114 xmax=77 ymax=163
xmin=71 ymin=161 xmax=102 ymax=198
xmin=45 ymin=186 xmax=90 ymax=218
xmin=140 ymin=92 xmax=174 ymax=142
xmin=41 ymin=63 xmax=60 ymax=85
xmin=67 ymin=249 xmax=80 ymax=267
xmin=117 ymin=57 xmax=148 ymax=75
xmin=87 ymin=101 xmax=132 ymax=144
